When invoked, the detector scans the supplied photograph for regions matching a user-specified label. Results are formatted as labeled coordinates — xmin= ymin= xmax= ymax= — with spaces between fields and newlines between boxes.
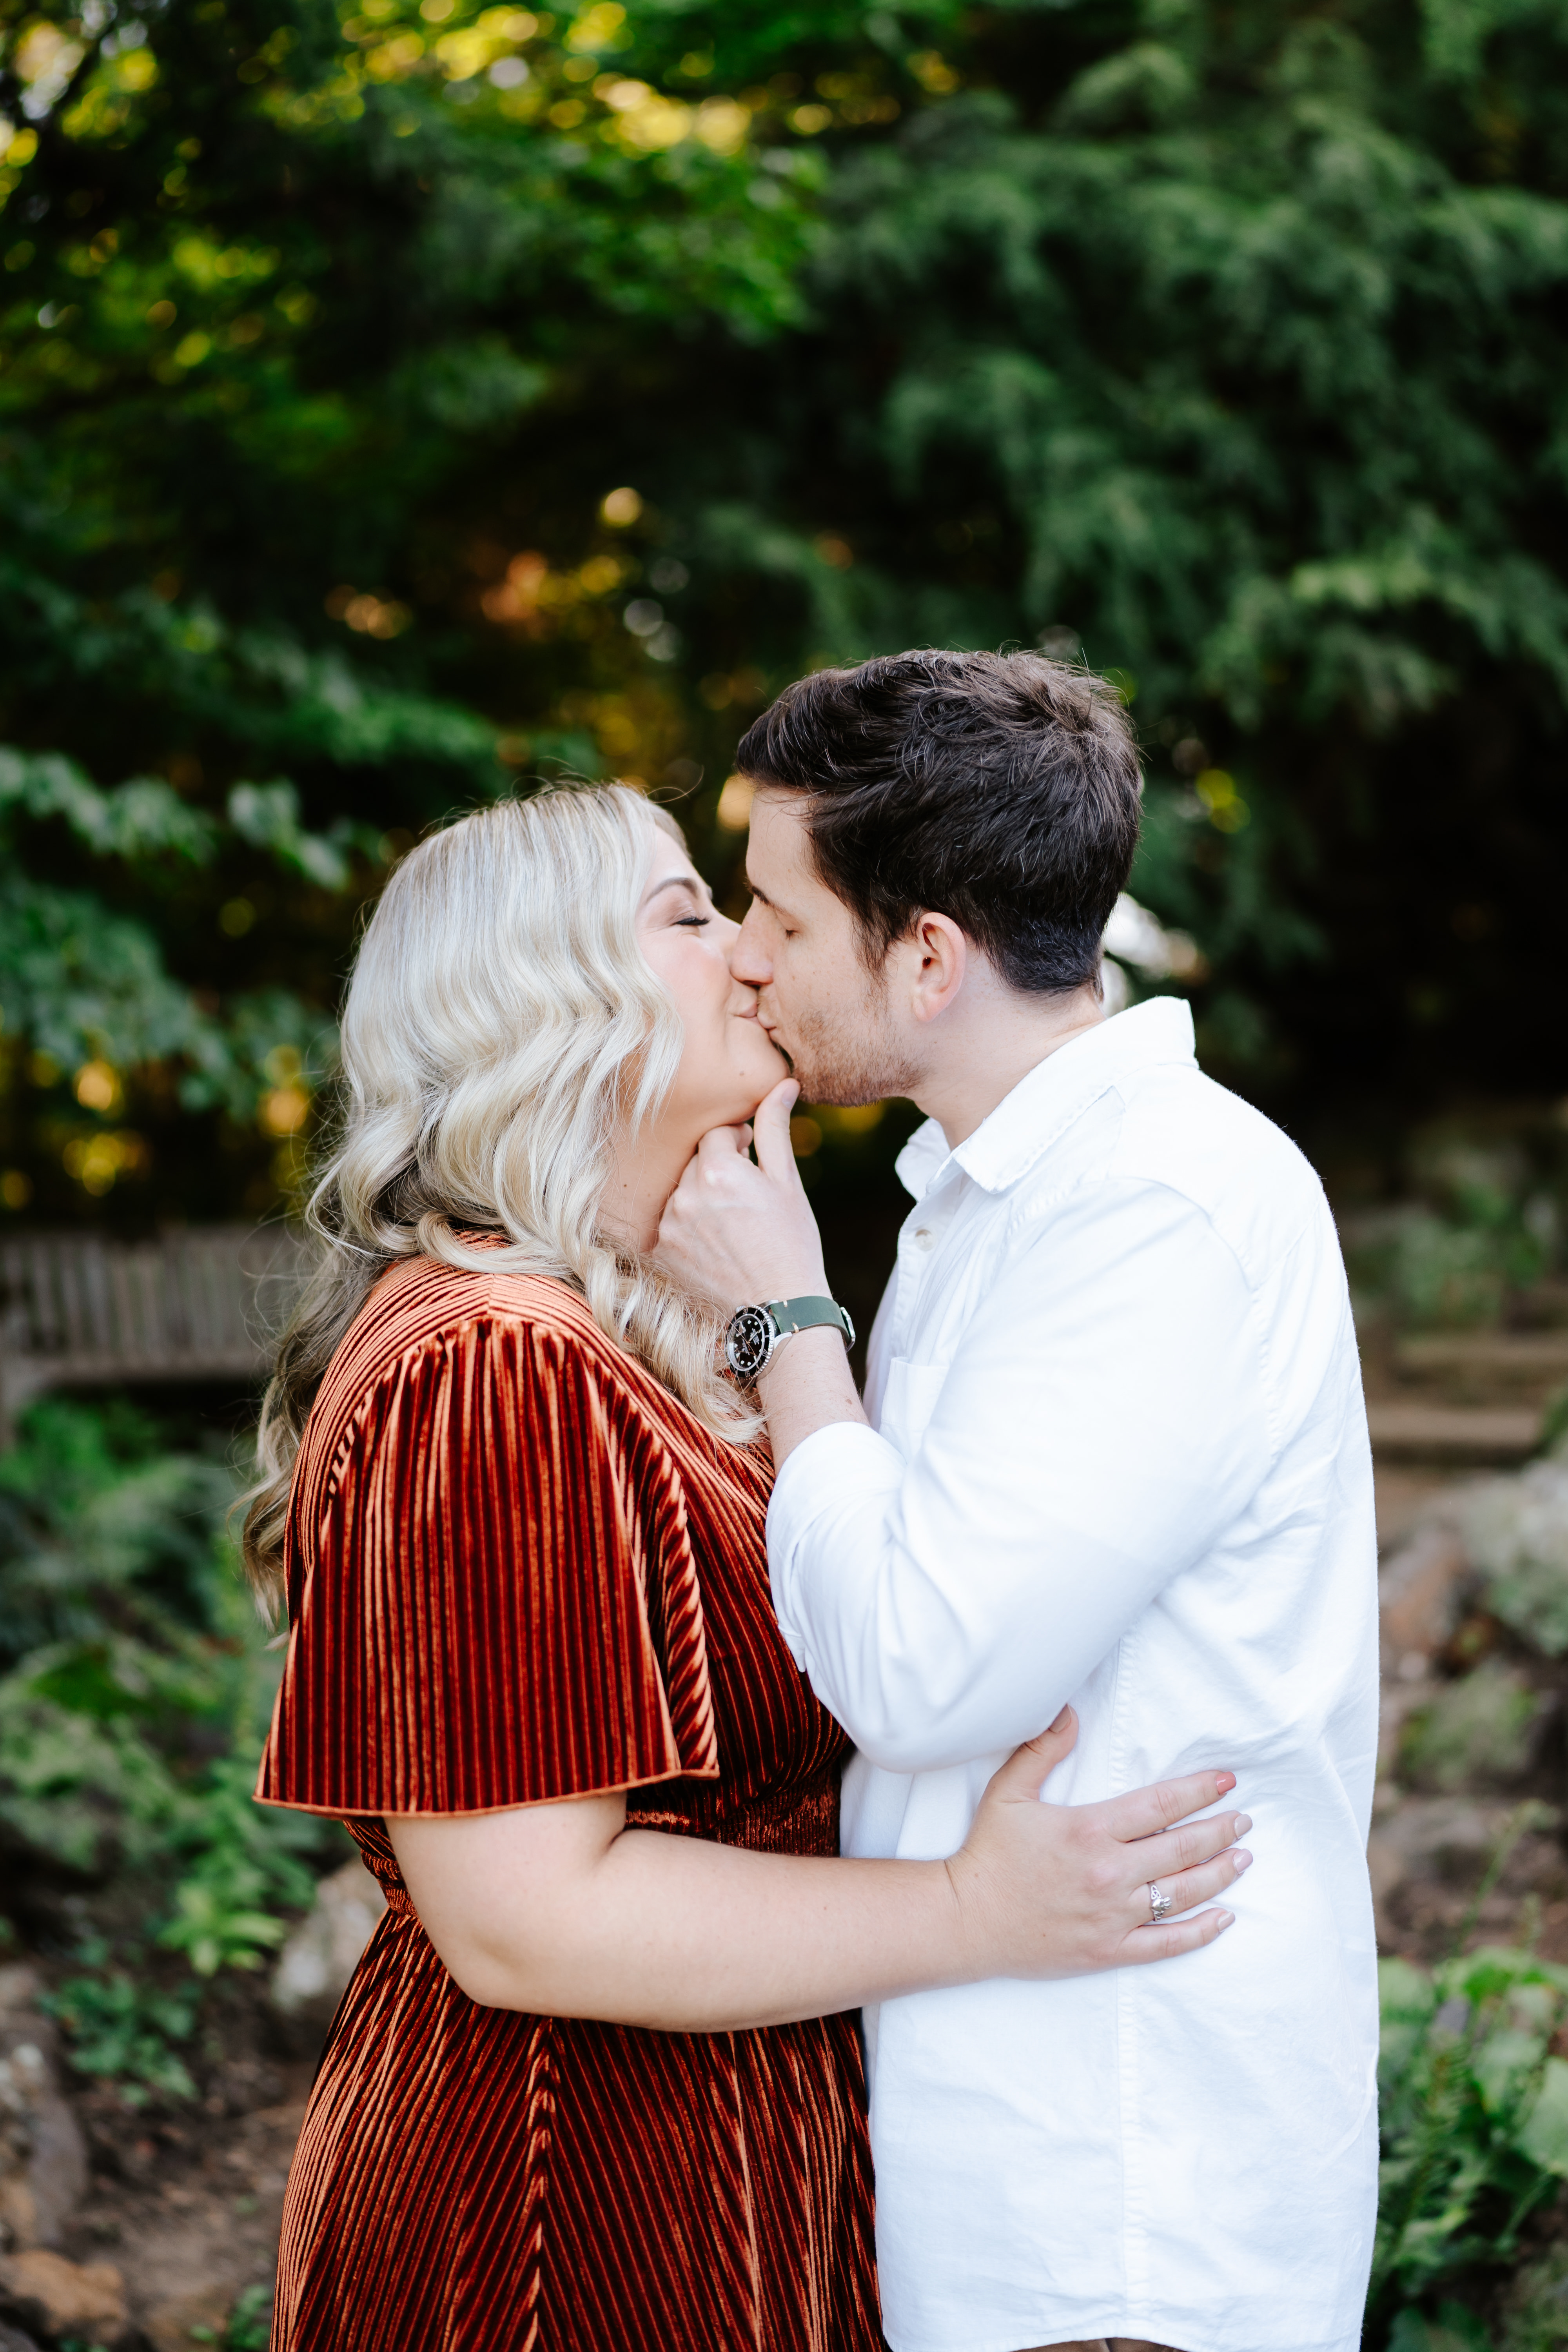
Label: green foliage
xmin=0 ymin=0 xmax=1565 ymax=1224
xmin=1499 ymin=2239 xmax=1568 ymax=2351
xmin=733 ymin=0 xmax=1568 ymax=1107
xmin=0 ymin=0 xmax=822 ymax=1225
xmin=153 ymin=1751 xmax=295 ymax=1975
xmin=1389 ymin=2303 xmax=1494 ymax=2352
xmin=1345 ymin=1126 xmax=1568 ymax=1330
xmin=39 ymin=1946 xmax=198 ymax=2104
xmin=1374 ymin=1946 xmax=1568 ymax=2328
xmin=0 ymin=1400 xmax=344 ymax=2090
xmin=222 ymin=2285 xmax=274 ymax=2352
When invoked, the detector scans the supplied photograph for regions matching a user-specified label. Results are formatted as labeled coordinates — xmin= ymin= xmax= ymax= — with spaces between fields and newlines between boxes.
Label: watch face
xmin=725 ymin=1304 xmax=775 ymax=1381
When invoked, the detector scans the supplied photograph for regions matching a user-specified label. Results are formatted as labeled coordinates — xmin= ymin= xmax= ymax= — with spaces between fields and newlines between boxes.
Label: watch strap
xmin=767 ymin=1296 xmax=857 ymax=1348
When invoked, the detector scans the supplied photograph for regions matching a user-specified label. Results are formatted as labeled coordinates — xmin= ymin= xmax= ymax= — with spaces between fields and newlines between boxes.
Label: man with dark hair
xmin=657 ymin=648 xmax=1379 ymax=2352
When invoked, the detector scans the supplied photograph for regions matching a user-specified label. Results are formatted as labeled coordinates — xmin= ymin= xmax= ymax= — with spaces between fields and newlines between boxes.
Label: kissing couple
xmin=251 ymin=648 xmax=1379 ymax=2352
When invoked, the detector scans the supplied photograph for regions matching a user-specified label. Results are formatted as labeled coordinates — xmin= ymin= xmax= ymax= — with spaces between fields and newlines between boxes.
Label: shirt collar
xmin=893 ymin=995 xmax=1198 ymax=1202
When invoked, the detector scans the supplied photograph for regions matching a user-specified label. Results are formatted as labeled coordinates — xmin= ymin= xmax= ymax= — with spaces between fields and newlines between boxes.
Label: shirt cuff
xmin=767 ymin=1420 xmax=904 ymax=1670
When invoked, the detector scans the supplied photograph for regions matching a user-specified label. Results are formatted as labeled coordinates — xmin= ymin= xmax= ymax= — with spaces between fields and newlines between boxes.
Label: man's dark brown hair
xmin=735 ymin=648 xmax=1142 ymax=995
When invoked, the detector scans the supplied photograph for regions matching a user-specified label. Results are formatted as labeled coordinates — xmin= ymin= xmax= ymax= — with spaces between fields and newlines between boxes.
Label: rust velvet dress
xmin=255 ymin=1254 xmax=882 ymax=2352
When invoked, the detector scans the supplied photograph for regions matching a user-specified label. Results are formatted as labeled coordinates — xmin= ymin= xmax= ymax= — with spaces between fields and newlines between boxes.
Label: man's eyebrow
xmin=745 ymin=875 xmax=789 ymax=916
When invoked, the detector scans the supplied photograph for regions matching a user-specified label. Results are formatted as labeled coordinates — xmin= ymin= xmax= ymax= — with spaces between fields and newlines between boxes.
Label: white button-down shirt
xmin=769 ymin=997 xmax=1379 ymax=2352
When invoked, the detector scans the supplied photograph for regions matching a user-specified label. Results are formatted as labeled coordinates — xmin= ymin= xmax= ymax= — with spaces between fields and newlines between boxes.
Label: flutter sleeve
xmin=255 ymin=1310 xmax=719 ymax=1815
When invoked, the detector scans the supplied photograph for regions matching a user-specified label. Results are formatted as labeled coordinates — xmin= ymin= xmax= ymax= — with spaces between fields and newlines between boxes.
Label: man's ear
xmin=901 ymin=911 xmax=968 ymax=1027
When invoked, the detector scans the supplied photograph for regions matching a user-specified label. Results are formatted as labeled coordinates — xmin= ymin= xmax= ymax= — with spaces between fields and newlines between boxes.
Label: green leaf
xmin=1517 ymin=2057 xmax=1568 ymax=2177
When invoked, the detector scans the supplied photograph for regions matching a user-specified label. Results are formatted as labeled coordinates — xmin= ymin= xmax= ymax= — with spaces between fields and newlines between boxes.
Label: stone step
xmin=1393 ymin=1331 xmax=1568 ymax=1383
xmin=1367 ymin=1400 xmax=1543 ymax=1464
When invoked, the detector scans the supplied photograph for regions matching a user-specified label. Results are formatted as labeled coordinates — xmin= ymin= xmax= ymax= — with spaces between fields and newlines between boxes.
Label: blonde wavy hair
xmin=241 ymin=783 xmax=757 ymax=1610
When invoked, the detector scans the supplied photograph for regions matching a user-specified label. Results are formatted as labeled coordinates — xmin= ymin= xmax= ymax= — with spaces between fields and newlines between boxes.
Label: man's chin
xmin=766 ymin=1021 xmax=912 ymax=1107
xmin=781 ymin=1058 xmax=897 ymax=1110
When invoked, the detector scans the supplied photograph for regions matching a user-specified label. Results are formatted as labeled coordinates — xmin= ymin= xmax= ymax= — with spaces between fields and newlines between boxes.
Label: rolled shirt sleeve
xmin=768 ymin=1176 xmax=1277 ymax=1774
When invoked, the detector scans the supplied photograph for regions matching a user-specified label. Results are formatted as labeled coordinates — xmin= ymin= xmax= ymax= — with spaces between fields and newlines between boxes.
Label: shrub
xmin=1374 ymin=1947 xmax=1568 ymax=2335
xmin=223 ymin=2283 xmax=274 ymax=2351
xmin=1499 ymin=2241 xmax=1568 ymax=2350
xmin=40 ymin=1953 xmax=198 ymax=2105
xmin=0 ymin=1401 xmax=345 ymax=2093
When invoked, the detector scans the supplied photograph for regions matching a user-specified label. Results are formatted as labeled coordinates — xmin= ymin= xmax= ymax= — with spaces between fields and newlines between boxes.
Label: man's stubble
xmin=776 ymin=965 xmax=921 ymax=1109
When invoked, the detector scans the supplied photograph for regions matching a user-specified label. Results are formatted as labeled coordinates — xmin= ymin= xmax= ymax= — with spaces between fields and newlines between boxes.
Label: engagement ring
xmin=1148 ymin=1881 xmax=1173 ymax=1923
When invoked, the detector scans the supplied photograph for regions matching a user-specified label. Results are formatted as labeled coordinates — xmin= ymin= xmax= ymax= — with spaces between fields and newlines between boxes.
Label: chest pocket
xmin=879 ymin=1356 xmax=953 ymax=1455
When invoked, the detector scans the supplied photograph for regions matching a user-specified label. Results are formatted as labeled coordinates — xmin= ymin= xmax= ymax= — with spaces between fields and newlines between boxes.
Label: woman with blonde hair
xmin=248 ymin=784 xmax=1248 ymax=2352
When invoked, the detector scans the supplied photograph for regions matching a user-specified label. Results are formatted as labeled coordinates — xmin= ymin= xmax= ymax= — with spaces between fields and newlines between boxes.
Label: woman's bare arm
xmin=388 ymin=1711 xmax=1252 ymax=2032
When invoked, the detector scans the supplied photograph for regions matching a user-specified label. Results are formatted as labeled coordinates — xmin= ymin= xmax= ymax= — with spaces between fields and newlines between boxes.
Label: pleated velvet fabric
xmin=256 ymin=1252 xmax=882 ymax=2352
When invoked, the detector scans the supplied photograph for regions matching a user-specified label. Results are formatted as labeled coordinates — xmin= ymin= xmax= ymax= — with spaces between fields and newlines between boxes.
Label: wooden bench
xmin=0 ymin=1226 xmax=309 ymax=1445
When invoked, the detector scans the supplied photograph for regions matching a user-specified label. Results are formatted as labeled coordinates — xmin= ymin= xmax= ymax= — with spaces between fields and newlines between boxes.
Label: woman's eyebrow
xmin=642 ymin=873 xmax=707 ymax=909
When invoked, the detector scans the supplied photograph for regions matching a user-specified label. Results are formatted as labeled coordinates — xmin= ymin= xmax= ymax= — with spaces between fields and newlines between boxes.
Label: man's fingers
xmin=1131 ymin=1809 xmax=1251 ymax=1884
xmin=750 ymin=1077 xmax=801 ymax=1175
xmin=692 ymin=1120 xmax=754 ymax=1172
xmin=1102 ymin=1768 xmax=1238 ymax=1843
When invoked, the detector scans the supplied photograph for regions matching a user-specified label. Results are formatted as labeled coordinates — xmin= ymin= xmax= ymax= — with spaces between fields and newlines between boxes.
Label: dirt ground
xmin=60 ymin=2064 xmax=309 ymax=2352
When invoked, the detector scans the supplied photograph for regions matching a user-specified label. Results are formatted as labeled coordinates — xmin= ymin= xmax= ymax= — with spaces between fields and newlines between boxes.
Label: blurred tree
xmin=1 ymin=0 xmax=1566 ymax=1234
xmin=665 ymin=0 xmax=1568 ymax=1136
xmin=0 ymin=0 xmax=823 ymax=1225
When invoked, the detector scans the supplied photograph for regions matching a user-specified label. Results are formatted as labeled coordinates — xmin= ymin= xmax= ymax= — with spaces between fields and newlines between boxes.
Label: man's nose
xmin=728 ymin=907 xmax=771 ymax=987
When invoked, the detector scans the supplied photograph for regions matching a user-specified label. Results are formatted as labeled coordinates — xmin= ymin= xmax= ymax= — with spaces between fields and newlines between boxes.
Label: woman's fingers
xmin=1101 ymin=1768 xmax=1238 ymax=1842
xmin=957 ymin=1735 xmax=1248 ymax=1981
xmin=1132 ymin=1847 xmax=1252 ymax=1924
xmin=988 ymin=1708 xmax=1079 ymax=1799
xmin=1130 ymin=1809 xmax=1252 ymax=1886
xmin=1118 ymin=1906 xmax=1237 ymax=1965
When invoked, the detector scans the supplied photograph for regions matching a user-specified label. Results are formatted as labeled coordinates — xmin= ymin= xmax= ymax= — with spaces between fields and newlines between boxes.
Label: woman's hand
xmin=947 ymin=1707 xmax=1249 ymax=1978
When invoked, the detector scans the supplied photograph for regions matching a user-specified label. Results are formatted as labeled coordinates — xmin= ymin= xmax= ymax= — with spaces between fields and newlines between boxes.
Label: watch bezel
xmin=724 ymin=1302 xmax=777 ymax=1382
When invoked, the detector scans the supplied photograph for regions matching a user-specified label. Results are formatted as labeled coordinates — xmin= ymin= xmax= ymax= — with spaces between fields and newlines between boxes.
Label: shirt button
xmin=913 ymin=1227 xmax=935 ymax=1250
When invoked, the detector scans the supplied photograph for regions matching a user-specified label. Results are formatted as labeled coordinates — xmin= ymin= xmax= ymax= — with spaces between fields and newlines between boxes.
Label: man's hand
xmin=657 ymin=1079 xmax=868 ymax=1464
xmin=656 ymin=1078 xmax=829 ymax=1313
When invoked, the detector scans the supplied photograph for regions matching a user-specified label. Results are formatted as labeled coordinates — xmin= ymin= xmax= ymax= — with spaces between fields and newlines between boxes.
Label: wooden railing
xmin=0 ymin=1226 xmax=309 ymax=1444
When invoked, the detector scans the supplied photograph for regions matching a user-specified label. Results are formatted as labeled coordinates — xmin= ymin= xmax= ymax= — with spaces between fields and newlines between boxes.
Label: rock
xmin=0 ymin=2248 xmax=133 ymax=2349
xmin=0 ymin=2323 xmax=42 ymax=2352
xmin=1465 ymin=1456 xmax=1568 ymax=1657
xmin=142 ymin=2284 xmax=234 ymax=2352
xmin=1367 ymin=1793 xmax=1560 ymax=1905
xmin=1379 ymin=1520 xmax=1472 ymax=1661
xmin=270 ymin=1857 xmax=385 ymax=2027
xmin=1399 ymin=1657 xmax=1551 ymax=1793
xmin=0 ymin=1976 xmax=88 ymax=2254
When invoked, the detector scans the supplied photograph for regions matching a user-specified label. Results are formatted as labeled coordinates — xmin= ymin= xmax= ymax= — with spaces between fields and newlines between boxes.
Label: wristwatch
xmin=724 ymin=1296 xmax=857 ymax=1382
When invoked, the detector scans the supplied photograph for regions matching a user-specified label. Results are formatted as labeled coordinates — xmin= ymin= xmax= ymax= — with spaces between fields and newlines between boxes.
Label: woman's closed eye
xmin=675 ymin=914 xmax=711 ymax=930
